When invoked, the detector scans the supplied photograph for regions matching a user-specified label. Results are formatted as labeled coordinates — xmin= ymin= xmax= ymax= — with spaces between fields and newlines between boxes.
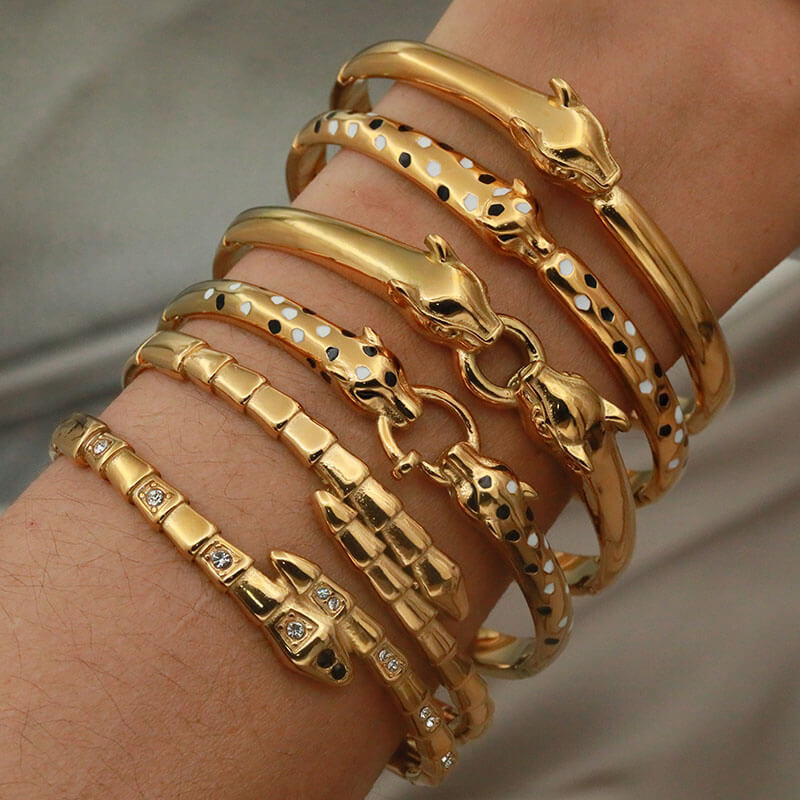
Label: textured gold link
xmin=125 ymin=330 xmax=468 ymax=623
xmin=49 ymin=413 xmax=457 ymax=786
xmin=329 ymin=40 xmax=734 ymax=435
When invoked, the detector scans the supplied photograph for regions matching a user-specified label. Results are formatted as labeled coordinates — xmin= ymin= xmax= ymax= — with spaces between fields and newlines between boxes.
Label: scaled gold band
xmin=329 ymin=39 xmax=733 ymax=436
xmin=286 ymin=110 xmax=687 ymax=505
xmin=49 ymin=412 xmax=457 ymax=784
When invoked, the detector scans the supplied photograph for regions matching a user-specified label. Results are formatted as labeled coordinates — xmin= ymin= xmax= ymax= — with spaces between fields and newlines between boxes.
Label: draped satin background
xmin=1 ymin=2 xmax=797 ymax=798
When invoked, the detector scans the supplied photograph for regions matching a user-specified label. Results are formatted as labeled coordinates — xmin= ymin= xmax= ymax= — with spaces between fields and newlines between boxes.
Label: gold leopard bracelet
xmin=49 ymin=412 xmax=458 ymax=785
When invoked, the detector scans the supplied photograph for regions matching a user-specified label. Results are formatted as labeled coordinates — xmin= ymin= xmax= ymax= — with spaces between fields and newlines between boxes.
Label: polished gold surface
xmin=329 ymin=40 xmax=734 ymax=434
xmin=50 ymin=413 xmax=457 ymax=785
xmin=287 ymin=110 xmax=688 ymax=504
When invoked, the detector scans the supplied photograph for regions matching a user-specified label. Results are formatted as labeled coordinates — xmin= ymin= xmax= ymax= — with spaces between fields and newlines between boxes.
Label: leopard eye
xmin=429 ymin=298 xmax=464 ymax=317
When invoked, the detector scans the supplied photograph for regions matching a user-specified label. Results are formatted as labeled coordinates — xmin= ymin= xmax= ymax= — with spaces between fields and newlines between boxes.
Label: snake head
xmin=509 ymin=79 xmax=620 ymax=195
xmin=268 ymin=550 xmax=354 ymax=686
xmin=388 ymin=234 xmax=502 ymax=351
xmin=513 ymin=361 xmax=629 ymax=473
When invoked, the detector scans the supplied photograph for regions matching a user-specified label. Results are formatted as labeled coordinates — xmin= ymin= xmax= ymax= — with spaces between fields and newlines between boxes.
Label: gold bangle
xmin=209 ymin=210 xmax=635 ymax=591
xmin=285 ymin=111 xmax=687 ymax=505
xmin=49 ymin=412 xmax=458 ymax=785
xmin=159 ymin=282 xmax=579 ymax=674
xmin=128 ymin=326 xmax=575 ymax=679
xmin=330 ymin=40 xmax=734 ymax=435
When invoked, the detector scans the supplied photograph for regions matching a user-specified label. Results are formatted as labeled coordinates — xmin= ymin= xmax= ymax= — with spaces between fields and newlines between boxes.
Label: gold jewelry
xmin=286 ymin=111 xmax=687 ymax=505
xmin=124 ymin=330 xmax=467 ymax=623
xmin=209 ymin=211 xmax=635 ymax=592
xmin=127 ymin=328 xmax=574 ymax=678
xmin=159 ymin=284 xmax=577 ymax=674
xmin=330 ymin=40 xmax=734 ymax=435
xmin=49 ymin=412 xmax=458 ymax=785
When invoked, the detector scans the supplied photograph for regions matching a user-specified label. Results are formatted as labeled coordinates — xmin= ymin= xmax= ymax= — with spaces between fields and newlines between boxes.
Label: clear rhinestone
xmin=386 ymin=658 xmax=401 ymax=673
xmin=425 ymin=716 xmax=439 ymax=730
xmin=378 ymin=648 xmax=390 ymax=662
xmin=209 ymin=548 xmax=233 ymax=570
xmin=441 ymin=751 xmax=456 ymax=769
xmin=145 ymin=488 xmax=165 ymax=508
xmin=286 ymin=620 xmax=306 ymax=640
xmin=327 ymin=596 xmax=341 ymax=613
xmin=315 ymin=585 xmax=332 ymax=600
xmin=419 ymin=706 xmax=432 ymax=720
xmin=92 ymin=438 xmax=109 ymax=456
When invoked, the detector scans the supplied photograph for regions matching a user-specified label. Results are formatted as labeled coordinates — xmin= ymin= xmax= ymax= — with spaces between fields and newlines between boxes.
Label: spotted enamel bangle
xmin=286 ymin=111 xmax=688 ymax=505
xmin=159 ymin=283 xmax=576 ymax=672
xmin=124 ymin=333 xmax=467 ymax=625
xmin=330 ymin=39 xmax=734 ymax=435
xmin=49 ymin=412 xmax=457 ymax=785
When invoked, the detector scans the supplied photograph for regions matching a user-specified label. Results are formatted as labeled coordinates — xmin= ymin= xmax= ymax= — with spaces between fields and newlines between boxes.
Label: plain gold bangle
xmin=49 ymin=412 xmax=458 ymax=785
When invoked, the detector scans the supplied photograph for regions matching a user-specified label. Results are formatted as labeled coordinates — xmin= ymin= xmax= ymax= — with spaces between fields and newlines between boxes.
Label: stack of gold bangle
xmin=51 ymin=38 xmax=733 ymax=786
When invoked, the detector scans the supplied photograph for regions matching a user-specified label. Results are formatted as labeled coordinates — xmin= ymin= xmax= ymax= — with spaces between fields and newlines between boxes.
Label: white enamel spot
xmin=281 ymin=307 xmax=298 ymax=320
xmin=668 ymin=457 xmax=681 ymax=470
xmin=316 ymin=324 xmax=331 ymax=338
xmin=355 ymin=365 xmax=371 ymax=380
xmin=527 ymin=531 xmax=539 ymax=548
xmin=558 ymin=258 xmax=575 ymax=277
xmin=463 ymin=193 xmax=479 ymax=212
xmin=459 ymin=156 xmax=473 ymax=168
xmin=374 ymin=134 xmax=386 ymax=151
xmin=558 ymin=616 xmax=569 ymax=628
xmin=675 ymin=406 xmax=684 ymax=424
xmin=639 ymin=379 xmax=654 ymax=394
xmin=271 ymin=295 xmax=285 ymax=305
xmin=327 ymin=119 xmax=339 ymax=135
xmin=544 ymin=583 xmax=555 ymax=595
xmin=426 ymin=160 xmax=441 ymax=177
xmin=674 ymin=429 xmax=684 ymax=443
xmin=625 ymin=320 xmax=637 ymax=336
xmin=543 ymin=559 xmax=554 ymax=574
xmin=515 ymin=201 xmax=532 ymax=213
xmin=228 ymin=282 xmax=242 ymax=291
xmin=634 ymin=347 xmax=646 ymax=363
xmin=574 ymin=294 xmax=591 ymax=311
xmin=291 ymin=328 xmax=305 ymax=343
xmin=240 ymin=301 xmax=252 ymax=316
xmin=492 ymin=187 xmax=511 ymax=196
xmin=346 ymin=121 xmax=358 ymax=138
xmin=203 ymin=287 xmax=214 ymax=300
xmin=417 ymin=136 xmax=432 ymax=148
xmin=506 ymin=480 xmax=518 ymax=494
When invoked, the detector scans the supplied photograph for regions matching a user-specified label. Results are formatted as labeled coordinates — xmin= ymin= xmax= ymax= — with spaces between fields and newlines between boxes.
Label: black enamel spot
xmin=654 ymin=363 xmax=664 ymax=377
xmin=496 ymin=504 xmax=510 ymax=520
xmin=659 ymin=424 xmax=672 ymax=436
xmin=536 ymin=605 xmax=551 ymax=615
xmin=498 ymin=233 xmax=516 ymax=242
xmin=215 ymin=293 xmax=225 ymax=310
xmin=505 ymin=529 xmax=521 ymax=542
xmin=330 ymin=663 xmax=347 ymax=681
xmin=306 ymin=357 xmax=317 ymax=369
xmin=314 ymin=119 xmax=321 ymax=133
xmin=325 ymin=111 xmax=336 ymax=119
xmin=601 ymin=306 xmax=614 ymax=322
xmin=438 ymin=141 xmax=453 ymax=151
xmin=658 ymin=393 xmax=669 ymax=407
xmin=384 ymin=371 xmax=397 ymax=387
xmin=478 ymin=475 xmax=492 ymax=489
xmin=398 ymin=152 xmax=411 ymax=168
xmin=437 ymin=185 xmax=450 ymax=201
xmin=398 ymin=124 xmax=412 ymax=132
xmin=302 ymin=307 xmax=314 ymax=314
xmin=584 ymin=273 xmax=598 ymax=288
xmin=545 ymin=637 xmax=560 ymax=646
xmin=525 ymin=507 xmax=534 ymax=521
xmin=368 ymin=118 xmax=383 ymax=129
xmin=268 ymin=319 xmax=281 ymax=334
xmin=612 ymin=340 xmax=628 ymax=355
xmin=466 ymin=487 xmax=479 ymax=513
xmin=362 ymin=345 xmax=378 ymax=357
xmin=317 ymin=649 xmax=335 ymax=668
xmin=326 ymin=346 xmax=339 ymax=361
xmin=341 ymin=329 xmax=356 ymax=338
xmin=488 ymin=203 xmax=504 ymax=217
xmin=478 ymin=173 xmax=495 ymax=184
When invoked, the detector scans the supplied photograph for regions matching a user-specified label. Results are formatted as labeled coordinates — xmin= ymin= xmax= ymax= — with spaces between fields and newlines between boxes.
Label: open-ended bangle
xmin=329 ymin=39 xmax=733 ymax=437
xmin=286 ymin=110 xmax=688 ymax=505
xmin=209 ymin=211 xmax=634 ymax=593
xmin=160 ymin=282 xmax=578 ymax=674
xmin=127 ymin=326 xmax=574 ymax=679
xmin=49 ymin=412 xmax=458 ymax=785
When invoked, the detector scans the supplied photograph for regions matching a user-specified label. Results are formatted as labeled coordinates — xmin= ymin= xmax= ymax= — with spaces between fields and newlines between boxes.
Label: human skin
xmin=1 ymin=1 xmax=798 ymax=797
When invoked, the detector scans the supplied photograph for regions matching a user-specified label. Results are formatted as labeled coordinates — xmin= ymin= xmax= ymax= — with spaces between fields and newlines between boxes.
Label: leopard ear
xmin=549 ymin=78 xmax=583 ymax=108
xmin=511 ymin=177 xmax=531 ymax=198
xmin=361 ymin=325 xmax=384 ymax=348
xmin=423 ymin=233 xmax=459 ymax=265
